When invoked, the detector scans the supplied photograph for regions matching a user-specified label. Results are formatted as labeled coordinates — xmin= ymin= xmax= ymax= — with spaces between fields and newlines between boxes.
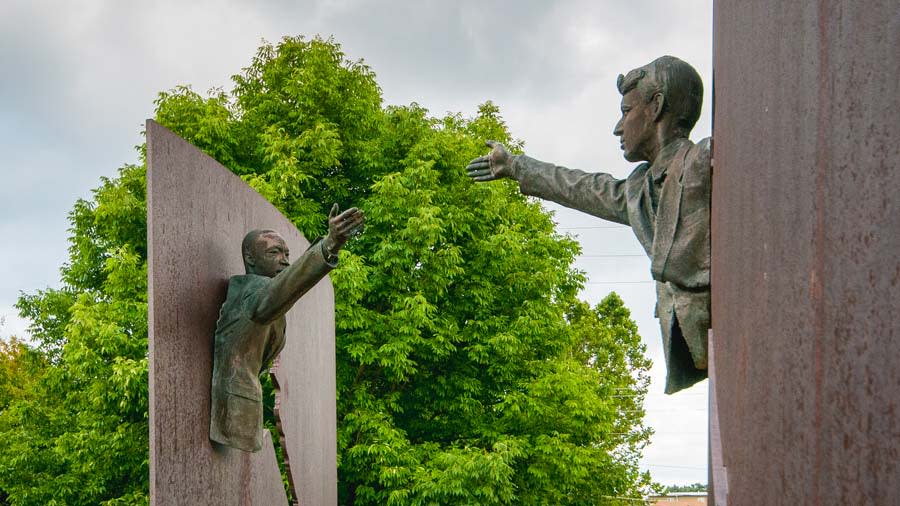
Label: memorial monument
xmin=467 ymin=55 xmax=710 ymax=394
xmin=148 ymin=119 xmax=348 ymax=505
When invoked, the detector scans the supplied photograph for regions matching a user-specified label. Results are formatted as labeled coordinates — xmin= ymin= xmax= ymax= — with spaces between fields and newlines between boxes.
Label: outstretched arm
xmin=466 ymin=140 xmax=631 ymax=225
xmin=252 ymin=205 xmax=365 ymax=323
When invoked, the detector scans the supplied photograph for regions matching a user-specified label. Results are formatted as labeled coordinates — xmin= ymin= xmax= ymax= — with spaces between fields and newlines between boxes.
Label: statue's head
xmin=613 ymin=55 xmax=703 ymax=162
xmin=242 ymin=229 xmax=290 ymax=277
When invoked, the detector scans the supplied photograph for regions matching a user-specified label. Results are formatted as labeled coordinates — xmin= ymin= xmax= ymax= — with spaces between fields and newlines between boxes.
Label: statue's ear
xmin=244 ymin=251 xmax=256 ymax=269
xmin=651 ymin=92 xmax=666 ymax=122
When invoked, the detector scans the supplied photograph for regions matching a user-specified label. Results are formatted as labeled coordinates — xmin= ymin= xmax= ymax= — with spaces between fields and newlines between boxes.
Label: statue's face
xmin=248 ymin=232 xmax=290 ymax=278
xmin=613 ymin=89 xmax=656 ymax=163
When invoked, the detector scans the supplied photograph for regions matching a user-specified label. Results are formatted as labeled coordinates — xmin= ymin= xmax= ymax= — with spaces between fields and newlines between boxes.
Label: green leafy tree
xmin=0 ymin=167 xmax=148 ymax=505
xmin=0 ymin=337 xmax=43 ymax=413
xmin=0 ymin=35 xmax=652 ymax=505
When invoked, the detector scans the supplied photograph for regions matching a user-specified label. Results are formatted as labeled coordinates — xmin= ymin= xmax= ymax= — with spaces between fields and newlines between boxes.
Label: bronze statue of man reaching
xmin=466 ymin=56 xmax=710 ymax=394
xmin=210 ymin=204 xmax=364 ymax=451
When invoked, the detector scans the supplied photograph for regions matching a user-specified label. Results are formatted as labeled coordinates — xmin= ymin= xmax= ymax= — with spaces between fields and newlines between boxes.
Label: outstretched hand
xmin=324 ymin=204 xmax=365 ymax=255
xmin=465 ymin=140 xmax=515 ymax=182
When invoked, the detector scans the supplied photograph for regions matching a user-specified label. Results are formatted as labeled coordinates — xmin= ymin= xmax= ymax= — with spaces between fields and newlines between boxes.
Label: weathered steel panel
xmin=711 ymin=1 xmax=900 ymax=505
xmin=272 ymin=269 xmax=337 ymax=505
xmin=147 ymin=119 xmax=337 ymax=505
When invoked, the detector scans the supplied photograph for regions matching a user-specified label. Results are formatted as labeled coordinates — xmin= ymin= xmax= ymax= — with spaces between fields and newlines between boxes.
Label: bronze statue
xmin=210 ymin=204 xmax=364 ymax=452
xmin=466 ymin=56 xmax=710 ymax=394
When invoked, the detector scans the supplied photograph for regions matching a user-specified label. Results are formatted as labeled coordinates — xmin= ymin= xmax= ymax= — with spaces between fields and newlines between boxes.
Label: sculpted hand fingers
xmin=329 ymin=203 xmax=339 ymax=219
xmin=467 ymin=168 xmax=492 ymax=178
xmin=348 ymin=223 xmax=365 ymax=237
xmin=472 ymin=174 xmax=497 ymax=182
xmin=334 ymin=211 xmax=359 ymax=229
xmin=338 ymin=215 xmax=364 ymax=234
xmin=342 ymin=213 xmax=364 ymax=228
xmin=337 ymin=207 xmax=359 ymax=221
xmin=468 ymin=155 xmax=488 ymax=165
xmin=466 ymin=162 xmax=489 ymax=174
xmin=485 ymin=140 xmax=498 ymax=149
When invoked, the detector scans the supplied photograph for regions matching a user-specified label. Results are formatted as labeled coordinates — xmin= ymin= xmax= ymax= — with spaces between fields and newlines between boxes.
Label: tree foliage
xmin=664 ymin=482 xmax=708 ymax=493
xmin=0 ymin=36 xmax=651 ymax=505
xmin=0 ymin=167 xmax=148 ymax=505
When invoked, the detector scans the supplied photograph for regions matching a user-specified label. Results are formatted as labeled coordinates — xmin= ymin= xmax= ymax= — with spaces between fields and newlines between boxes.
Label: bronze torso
xmin=513 ymin=137 xmax=711 ymax=393
xmin=210 ymin=274 xmax=285 ymax=451
xmin=210 ymin=241 xmax=335 ymax=451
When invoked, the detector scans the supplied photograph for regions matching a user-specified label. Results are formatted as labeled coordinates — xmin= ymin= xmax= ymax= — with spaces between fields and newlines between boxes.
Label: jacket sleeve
xmin=512 ymin=154 xmax=631 ymax=225
xmin=250 ymin=239 xmax=336 ymax=324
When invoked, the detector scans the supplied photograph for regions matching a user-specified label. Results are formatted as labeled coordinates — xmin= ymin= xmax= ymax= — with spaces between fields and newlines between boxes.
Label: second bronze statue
xmin=466 ymin=56 xmax=710 ymax=395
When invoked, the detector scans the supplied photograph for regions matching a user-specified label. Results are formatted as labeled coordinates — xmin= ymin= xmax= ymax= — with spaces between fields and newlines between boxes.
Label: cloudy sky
xmin=0 ymin=0 xmax=713 ymax=486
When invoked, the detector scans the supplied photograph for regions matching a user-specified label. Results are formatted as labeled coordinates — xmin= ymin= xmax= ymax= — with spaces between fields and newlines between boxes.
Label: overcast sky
xmin=0 ymin=0 xmax=713 ymax=486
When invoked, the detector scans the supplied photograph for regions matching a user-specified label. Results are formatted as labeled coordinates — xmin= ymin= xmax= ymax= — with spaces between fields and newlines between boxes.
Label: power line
xmin=647 ymin=431 xmax=708 ymax=435
xmin=610 ymin=392 xmax=706 ymax=397
xmin=643 ymin=464 xmax=707 ymax=470
xmin=558 ymin=225 xmax=630 ymax=230
xmin=586 ymin=281 xmax=654 ymax=285
xmin=643 ymin=408 xmax=708 ymax=412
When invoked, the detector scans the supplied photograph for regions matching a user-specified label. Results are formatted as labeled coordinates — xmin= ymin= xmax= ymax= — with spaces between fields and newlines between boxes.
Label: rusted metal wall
xmin=147 ymin=120 xmax=337 ymax=505
xmin=711 ymin=2 xmax=900 ymax=505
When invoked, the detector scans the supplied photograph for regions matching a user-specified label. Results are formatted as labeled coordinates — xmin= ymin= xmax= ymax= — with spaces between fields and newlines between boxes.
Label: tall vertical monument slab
xmin=147 ymin=119 xmax=337 ymax=505
xmin=711 ymin=2 xmax=899 ymax=504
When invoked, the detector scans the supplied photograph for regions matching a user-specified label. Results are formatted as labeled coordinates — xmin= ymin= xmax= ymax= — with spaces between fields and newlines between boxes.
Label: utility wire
xmin=643 ymin=464 xmax=707 ymax=470
xmin=558 ymin=225 xmax=630 ymax=230
xmin=586 ymin=281 xmax=654 ymax=285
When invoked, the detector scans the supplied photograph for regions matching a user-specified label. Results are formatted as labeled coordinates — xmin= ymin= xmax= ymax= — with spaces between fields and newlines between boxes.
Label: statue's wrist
xmin=320 ymin=239 xmax=339 ymax=266
xmin=506 ymin=155 xmax=521 ymax=180
xmin=322 ymin=235 xmax=341 ymax=261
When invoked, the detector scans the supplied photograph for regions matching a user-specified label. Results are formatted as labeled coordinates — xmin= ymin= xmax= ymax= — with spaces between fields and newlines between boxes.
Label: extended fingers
xmin=334 ymin=207 xmax=360 ymax=221
xmin=335 ymin=211 xmax=365 ymax=235
xmin=466 ymin=155 xmax=489 ymax=167
xmin=346 ymin=222 xmax=365 ymax=238
xmin=466 ymin=157 xmax=490 ymax=180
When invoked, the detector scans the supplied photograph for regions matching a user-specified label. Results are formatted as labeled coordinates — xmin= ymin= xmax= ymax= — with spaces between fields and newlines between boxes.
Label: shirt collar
xmin=649 ymin=137 xmax=690 ymax=181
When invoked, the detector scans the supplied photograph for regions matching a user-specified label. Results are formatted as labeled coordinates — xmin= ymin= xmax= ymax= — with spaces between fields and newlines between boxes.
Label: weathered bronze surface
xmin=210 ymin=206 xmax=363 ymax=453
xmin=466 ymin=56 xmax=710 ymax=394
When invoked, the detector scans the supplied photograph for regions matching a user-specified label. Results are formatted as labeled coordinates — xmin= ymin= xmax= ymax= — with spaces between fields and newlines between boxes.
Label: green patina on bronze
xmin=466 ymin=56 xmax=710 ymax=394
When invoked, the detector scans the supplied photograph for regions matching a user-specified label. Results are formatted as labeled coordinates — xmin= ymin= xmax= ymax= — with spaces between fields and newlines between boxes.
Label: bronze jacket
xmin=209 ymin=241 xmax=336 ymax=452
xmin=513 ymin=137 xmax=711 ymax=394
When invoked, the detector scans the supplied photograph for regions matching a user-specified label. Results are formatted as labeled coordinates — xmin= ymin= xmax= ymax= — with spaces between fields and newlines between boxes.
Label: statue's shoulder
xmin=682 ymin=137 xmax=711 ymax=175
xmin=690 ymin=137 xmax=711 ymax=162
xmin=227 ymin=274 xmax=270 ymax=299
xmin=626 ymin=162 xmax=651 ymax=181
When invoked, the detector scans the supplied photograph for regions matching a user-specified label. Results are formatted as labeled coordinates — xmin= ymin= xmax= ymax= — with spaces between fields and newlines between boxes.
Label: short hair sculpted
xmin=617 ymin=55 xmax=703 ymax=136
xmin=242 ymin=229 xmax=278 ymax=270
